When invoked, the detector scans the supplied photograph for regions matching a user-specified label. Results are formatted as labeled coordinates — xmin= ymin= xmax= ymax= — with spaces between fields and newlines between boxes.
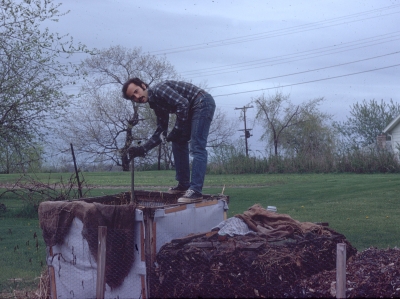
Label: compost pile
xmin=151 ymin=204 xmax=357 ymax=298
xmin=286 ymin=247 xmax=400 ymax=298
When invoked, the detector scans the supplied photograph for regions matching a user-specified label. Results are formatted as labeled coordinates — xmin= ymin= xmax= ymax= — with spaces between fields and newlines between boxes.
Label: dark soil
xmin=151 ymin=228 xmax=357 ymax=298
xmin=151 ymin=232 xmax=400 ymax=298
xmin=287 ymin=247 xmax=400 ymax=298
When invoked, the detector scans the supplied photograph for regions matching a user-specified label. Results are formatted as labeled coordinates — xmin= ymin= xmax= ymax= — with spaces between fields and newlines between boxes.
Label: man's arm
xmin=142 ymin=110 xmax=169 ymax=152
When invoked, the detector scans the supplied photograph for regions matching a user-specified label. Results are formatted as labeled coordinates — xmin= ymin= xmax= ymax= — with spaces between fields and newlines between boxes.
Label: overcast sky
xmin=49 ymin=0 xmax=400 ymax=153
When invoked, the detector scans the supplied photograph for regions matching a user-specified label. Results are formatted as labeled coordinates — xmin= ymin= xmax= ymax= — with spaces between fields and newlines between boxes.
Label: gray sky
xmin=49 ymin=0 xmax=400 ymax=153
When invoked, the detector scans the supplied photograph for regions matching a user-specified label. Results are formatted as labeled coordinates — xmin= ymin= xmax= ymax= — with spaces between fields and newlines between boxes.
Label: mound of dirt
xmin=287 ymin=247 xmax=400 ymax=298
xmin=151 ymin=205 xmax=357 ymax=298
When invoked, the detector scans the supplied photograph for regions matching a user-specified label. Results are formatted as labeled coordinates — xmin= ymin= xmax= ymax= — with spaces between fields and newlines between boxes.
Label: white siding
xmin=390 ymin=125 xmax=400 ymax=154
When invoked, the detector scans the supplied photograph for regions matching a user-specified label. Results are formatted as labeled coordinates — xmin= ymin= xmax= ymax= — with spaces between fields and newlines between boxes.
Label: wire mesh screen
xmin=47 ymin=224 xmax=144 ymax=299
xmin=42 ymin=195 xmax=359 ymax=299
xmin=41 ymin=193 xmax=228 ymax=299
xmin=45 ymin=223 xmax=358 ymax=298
xmin=3 ymin=209 xmax=400 ymax=298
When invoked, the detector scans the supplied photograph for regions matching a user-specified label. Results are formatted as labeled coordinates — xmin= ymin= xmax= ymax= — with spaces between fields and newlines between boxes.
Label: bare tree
xmin=207 ymin=108 xmax=238 ymax=148
xmin=59 ymin=46 xmax=238 ymax=170
xmin=254 ymin=92 xmax=299 ymax=156
xmin=59 ymin=46 xmax=179 ymax=171
xmin=60 ymin=89 xmax=142 ymax=170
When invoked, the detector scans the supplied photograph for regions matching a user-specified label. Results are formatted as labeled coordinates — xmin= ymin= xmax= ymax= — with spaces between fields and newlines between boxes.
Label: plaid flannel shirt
xmin=142 ymin=80 xmax=205 ymax=152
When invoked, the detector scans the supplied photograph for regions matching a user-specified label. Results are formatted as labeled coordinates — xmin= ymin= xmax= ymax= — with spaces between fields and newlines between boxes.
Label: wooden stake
xmin=336 ymin=243 xmax=346 ymax=299
xmin=70 ymin=143 xmax=82 ymax=198
xmin=96 ymin=226 xmax=107 ymax=299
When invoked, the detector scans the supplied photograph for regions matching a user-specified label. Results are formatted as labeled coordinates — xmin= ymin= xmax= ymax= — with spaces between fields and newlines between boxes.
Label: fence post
xmin=96 ymin=226 xmax=107 ymax=299
xmin=336 ymin=243 xmax=346 ymax=299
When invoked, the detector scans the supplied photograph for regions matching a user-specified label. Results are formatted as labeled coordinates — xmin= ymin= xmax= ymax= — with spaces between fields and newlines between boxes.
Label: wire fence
xmin=0 ymin=224 xmax=400 ymax=298
xmin=1 ymin=218 xmax=400 ymax=298
xmin=0 ymin=223 xmax=46 ymax=298
xmin=29 ymin=225 xmax=355 ymax=298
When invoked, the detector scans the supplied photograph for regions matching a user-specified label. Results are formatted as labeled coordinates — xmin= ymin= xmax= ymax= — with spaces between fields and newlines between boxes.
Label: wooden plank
xmin=195 ymin=200 xmax=218 ymax=208
xmin=140 ymin=223 xmax=145 ymax=261
xmin=151 ymin=221 xmax=157 ymax=264
xmin=336 ymin=243 xmax=346 ymax=299
xmin=140 ymin=275 xmax=147 ymax=299
xmin=144 ymin=217 xmax=154 ymax=298
xmin=164 ymin=205 xmax=187 ymax=214
xmin=48 ymin=247 xmax=57 ymax=299
xmin=48 ymin=265 xmax=57 ymax=299
xmin=96 ymin=226 xmax=107 ymax=299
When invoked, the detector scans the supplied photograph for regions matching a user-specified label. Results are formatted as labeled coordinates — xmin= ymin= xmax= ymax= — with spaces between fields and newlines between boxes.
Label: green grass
xmin=206 ymin=173 xmax=400 ymax=251
xmin=0 ymin=171 xmax=400 ymax=293
xmin=0 ymin=171 xmax=295 ymax=187
xmin=0 ymin=218 xmax=46 ymax=293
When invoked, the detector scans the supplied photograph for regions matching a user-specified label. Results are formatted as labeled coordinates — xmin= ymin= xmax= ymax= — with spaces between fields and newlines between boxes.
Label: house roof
xmin=383 ymin=114 xmax=400 ymax=134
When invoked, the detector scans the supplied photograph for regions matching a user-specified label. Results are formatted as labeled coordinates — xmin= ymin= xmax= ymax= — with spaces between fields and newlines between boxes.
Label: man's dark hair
xmin=122 ymin=78 xmax=149 ymax=100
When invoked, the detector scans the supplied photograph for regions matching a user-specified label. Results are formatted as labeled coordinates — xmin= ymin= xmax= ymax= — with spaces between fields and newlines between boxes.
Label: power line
xmin=150 ymin=5 xmax=400 ymax=55
xmin=182 ymin=33 xmax=400 ymax=78
xmin=213 ymin=63 xmax=400 ymax=97
xmin=154 ymin=11 xmax=400 ymax=55
xmin=208 ymin=51 xmax=400 ymax=89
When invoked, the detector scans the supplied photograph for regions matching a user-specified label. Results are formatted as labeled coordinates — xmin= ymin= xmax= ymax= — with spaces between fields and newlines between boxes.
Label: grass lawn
xmin=0 ymin=171 xmax=400 ymax=293
xmin=0 ymin=218 xmax=46 ymax=293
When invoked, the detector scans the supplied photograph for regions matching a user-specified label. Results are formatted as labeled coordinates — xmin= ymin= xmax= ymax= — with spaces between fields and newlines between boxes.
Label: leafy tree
xmin=334 ymin=99 xmax=400 ymax=147
xmin=0 ymin=0 xmax=88 ymax=171
xmin=254 ymin=92 xmax=327 ymax=156
xmin=0 ymin=141 xmax=44 ymax=174
xmin=279 ymin=99 xmax=335 ymax=159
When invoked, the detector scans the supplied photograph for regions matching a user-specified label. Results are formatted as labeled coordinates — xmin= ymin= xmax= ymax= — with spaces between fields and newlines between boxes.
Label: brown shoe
xmin=168 ymin=184 xmax=189 ymax=194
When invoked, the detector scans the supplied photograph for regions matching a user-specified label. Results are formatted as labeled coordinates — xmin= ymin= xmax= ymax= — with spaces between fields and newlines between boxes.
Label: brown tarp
xmin=38 ymin=201 xmax=136 ymax=289
xmin=235 ymin=203 xmax=327 ymax=240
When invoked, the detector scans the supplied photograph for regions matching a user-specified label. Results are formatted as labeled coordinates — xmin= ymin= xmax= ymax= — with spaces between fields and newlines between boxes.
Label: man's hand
xmin=128 ymin=146 xmax=145 ymax=159
xmin=166 ymin=128 xmax=191 ymax=143
xmin=166 ymin=128 xmax=181 ymax=142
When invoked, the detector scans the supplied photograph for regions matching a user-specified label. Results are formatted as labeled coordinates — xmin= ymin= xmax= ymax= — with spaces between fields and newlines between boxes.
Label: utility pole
xmin=235 ymin=105 xmax=253 ymax=157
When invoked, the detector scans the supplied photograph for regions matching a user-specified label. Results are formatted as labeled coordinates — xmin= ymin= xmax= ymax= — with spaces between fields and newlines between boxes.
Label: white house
xmin=383 ymin=114 xmax=400 ymax=155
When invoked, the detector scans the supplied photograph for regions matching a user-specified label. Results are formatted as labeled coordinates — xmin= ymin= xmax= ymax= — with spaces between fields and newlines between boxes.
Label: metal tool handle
xmin=130 ymin=157 xmax=134 ymax=204
xmin=130 ymin=141 xmax=141 ymax=205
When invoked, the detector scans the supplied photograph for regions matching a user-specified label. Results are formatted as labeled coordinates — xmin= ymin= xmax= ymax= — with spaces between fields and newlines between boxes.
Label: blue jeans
xmin=172 ymin=93 xmax=216 ymax=193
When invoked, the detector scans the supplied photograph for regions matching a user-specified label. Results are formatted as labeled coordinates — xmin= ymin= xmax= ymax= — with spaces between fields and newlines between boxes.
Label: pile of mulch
xmin=150 ymin=212 xmax=357 ymax=298
xmin=287 ymin=247 xmax=400 ymax=298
